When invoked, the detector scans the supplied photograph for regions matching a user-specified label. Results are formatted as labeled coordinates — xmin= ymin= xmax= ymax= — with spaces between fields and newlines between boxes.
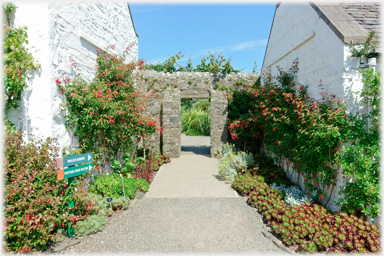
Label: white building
xmin=6 ymin=2 xmax=139 ymax=151
xmin=262 ymin=2 xmax=381 ymax=114
xmin=261 ymin=2 xmax=381 ymax=213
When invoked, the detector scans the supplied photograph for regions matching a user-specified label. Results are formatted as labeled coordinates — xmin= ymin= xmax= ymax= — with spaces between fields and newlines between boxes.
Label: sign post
xmin=57 ymin=153 xmax=93 ymax=237
xmin=106 ymin=198 xmax=113 ymax=211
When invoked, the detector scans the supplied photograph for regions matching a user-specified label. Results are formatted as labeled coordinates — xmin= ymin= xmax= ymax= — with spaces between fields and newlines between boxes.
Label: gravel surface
xmin=46 ymin=135 xmax=292 ymax=254
xmin=54 ymin=197 xmax=288 ymax=254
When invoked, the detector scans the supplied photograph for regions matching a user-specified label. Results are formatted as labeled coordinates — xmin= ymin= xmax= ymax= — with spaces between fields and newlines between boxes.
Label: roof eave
xmin=309 ymin=2 xmax=368 ymax=44
xmin=127 ymin=3 xmax=139 ymax=39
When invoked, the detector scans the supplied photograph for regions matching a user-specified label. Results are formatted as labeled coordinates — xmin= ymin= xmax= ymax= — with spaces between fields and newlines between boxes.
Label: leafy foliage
xmin=227 ymin=57 xmax=381 ymax=216
xmin=73 ymin=215 xmax=106 ymax=237
xmin=349 ymin=31 xmax=379 ymax=58
xmin=181 ymin=99 xmax=210 ymax=136
xmin=145 ymin=51 xmax=241 ymax=73
xmin=270 ymin=183 xmax=313 ymax=206
xmin=135 ymin=177 xmax=150 ymax=193
xmin=3 ymin=2 xmax=40 ymax=112
xmin=88 ymin=173 xmax=137 ymax=199
xmin=217 ymin=143 xmax=254 ymax=182
xmin=58 ymin=45 xmax=159 ymax=166
xmin=335 ymin=67 xmax=381 ymax=218
xmin=3 ymin=123 xmax=93 ymax=252
xmin=250 ymin=154 xmax=292 ymax=186
xmin=133 ymin=151 xmax=169 ymax=183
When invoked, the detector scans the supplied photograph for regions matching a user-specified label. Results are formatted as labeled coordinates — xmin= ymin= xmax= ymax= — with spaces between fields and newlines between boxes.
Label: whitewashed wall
xmin=7 ymin=2 xmax=138 ymax=152
xmin=261 ymin=2 xmax=380 ymax=222
xmin=262 ymin=2 xmax=365 ymax=114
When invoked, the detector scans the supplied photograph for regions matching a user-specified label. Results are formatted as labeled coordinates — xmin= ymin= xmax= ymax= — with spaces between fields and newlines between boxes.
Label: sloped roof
xmin=339 ymin=2 xmax=381 ymax=38
xmin=262 ymin=2 xmax=381 ymax=68
xmin=127 ymin=3 xmax=139 ymax=38
xmin=310 ymin=2 xmax=381 ymax=44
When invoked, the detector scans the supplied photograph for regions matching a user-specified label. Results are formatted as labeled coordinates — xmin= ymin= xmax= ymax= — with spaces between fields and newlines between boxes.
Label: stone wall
xmin=137 ymin=70 xmax=259 ymax=158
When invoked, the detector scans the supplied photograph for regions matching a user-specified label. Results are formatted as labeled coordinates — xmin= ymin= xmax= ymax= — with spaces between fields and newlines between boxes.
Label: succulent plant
xmin=230 ymin=149 xmax=381 ymax=254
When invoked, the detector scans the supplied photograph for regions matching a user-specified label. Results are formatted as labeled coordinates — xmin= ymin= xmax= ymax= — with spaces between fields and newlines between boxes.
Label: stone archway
xmin=138 ymin=71 xmax=258 ymax=158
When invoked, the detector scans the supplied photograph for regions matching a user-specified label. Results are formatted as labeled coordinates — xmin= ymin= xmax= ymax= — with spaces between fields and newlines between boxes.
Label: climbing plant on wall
xmin=335 ymin=32 xmax=381 ymax=218
xmin=3 ymin=2 xmax=40 ymax=113
xmin=58 ymin=45 xmax=160 ymax=167
xmin=228 ymin=32 xmax=381 ymax=219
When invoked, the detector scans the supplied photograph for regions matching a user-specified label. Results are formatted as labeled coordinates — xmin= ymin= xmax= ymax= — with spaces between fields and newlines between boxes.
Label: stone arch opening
xmin=138 ymin=70 xmax=258 ymax=159
xmin=179 ymin=96 xmax=211 ymax=156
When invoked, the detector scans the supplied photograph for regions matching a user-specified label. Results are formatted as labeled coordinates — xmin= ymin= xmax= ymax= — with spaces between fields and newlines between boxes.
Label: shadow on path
xmin=180 ymin=133 xmax=210 ymax=156
xmin=181 ymin=145 xmax=210 ymax=156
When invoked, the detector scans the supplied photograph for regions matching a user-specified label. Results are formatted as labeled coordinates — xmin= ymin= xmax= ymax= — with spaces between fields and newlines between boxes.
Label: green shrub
xmin=111 ymin=196 xmax=130 ymax=210
xmin=73 ymin=215 xmax=106 ymax=237
xmin=192 ymin=98 xmax=210 ymax=112
xmin=217 ymin=143 xmax=254 ymax=183
xmin=181 ymin=108 xmax=210 ymax=136
xmin=135 ymin=177 xmax=150 ymax=193
xmin=86 ymin=193 xmax=112 ymax=216
xmin=251 ymin=154 xmax=292 ymax=186
xmin=111 ymin=159 xmax=121 ymax=172
xmin=3 ymin=123 xmax=93 ymax=253
xmin=89 ymin=173 xmax=137 ymax=199
xmin=72 ymin=193 xmax=130 ymax=238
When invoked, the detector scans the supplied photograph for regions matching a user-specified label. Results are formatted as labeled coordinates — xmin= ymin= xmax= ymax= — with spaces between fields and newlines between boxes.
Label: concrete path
xmin=57 ymin=134 xmax=289 ymax=254
xmin=146 ymin=134 xmax=238 ymax=198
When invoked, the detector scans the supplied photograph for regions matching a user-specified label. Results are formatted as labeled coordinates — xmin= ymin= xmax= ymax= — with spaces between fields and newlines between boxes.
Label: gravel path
xmin=57 ymin=197 xmax=288 ymax=254
xmin=50 ymin=135 xmax=291 ymax=254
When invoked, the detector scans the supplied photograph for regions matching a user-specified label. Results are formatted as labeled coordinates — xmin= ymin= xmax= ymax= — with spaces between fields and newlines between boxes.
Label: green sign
xmin=63 ymin=153 xmax=93 ymax=168
xmin=61 ymin=163 xmax=93 ymax=179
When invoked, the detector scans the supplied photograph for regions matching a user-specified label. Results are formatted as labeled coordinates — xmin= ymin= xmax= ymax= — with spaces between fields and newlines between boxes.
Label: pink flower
xmin=55 ymin=78 xmax=62 ymax=84
xmin=320 ymin=194 xmax=324 ymax=200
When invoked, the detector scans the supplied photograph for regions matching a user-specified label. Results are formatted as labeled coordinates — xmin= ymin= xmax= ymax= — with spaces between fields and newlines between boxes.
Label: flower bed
xmin=231 ymin=153 xmax=381 ymax=253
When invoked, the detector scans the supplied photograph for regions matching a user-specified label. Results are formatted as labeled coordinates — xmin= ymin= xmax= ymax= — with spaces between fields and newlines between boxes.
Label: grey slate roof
xmin=339 ymin=2 xmax=381 ymax=38
xmin=310 ymin=2 xmax=381 ymax=47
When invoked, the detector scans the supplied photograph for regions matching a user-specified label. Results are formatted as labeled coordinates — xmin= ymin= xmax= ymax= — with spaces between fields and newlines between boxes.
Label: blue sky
xmin=129 ymin=3 xmax=277 ymax=73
